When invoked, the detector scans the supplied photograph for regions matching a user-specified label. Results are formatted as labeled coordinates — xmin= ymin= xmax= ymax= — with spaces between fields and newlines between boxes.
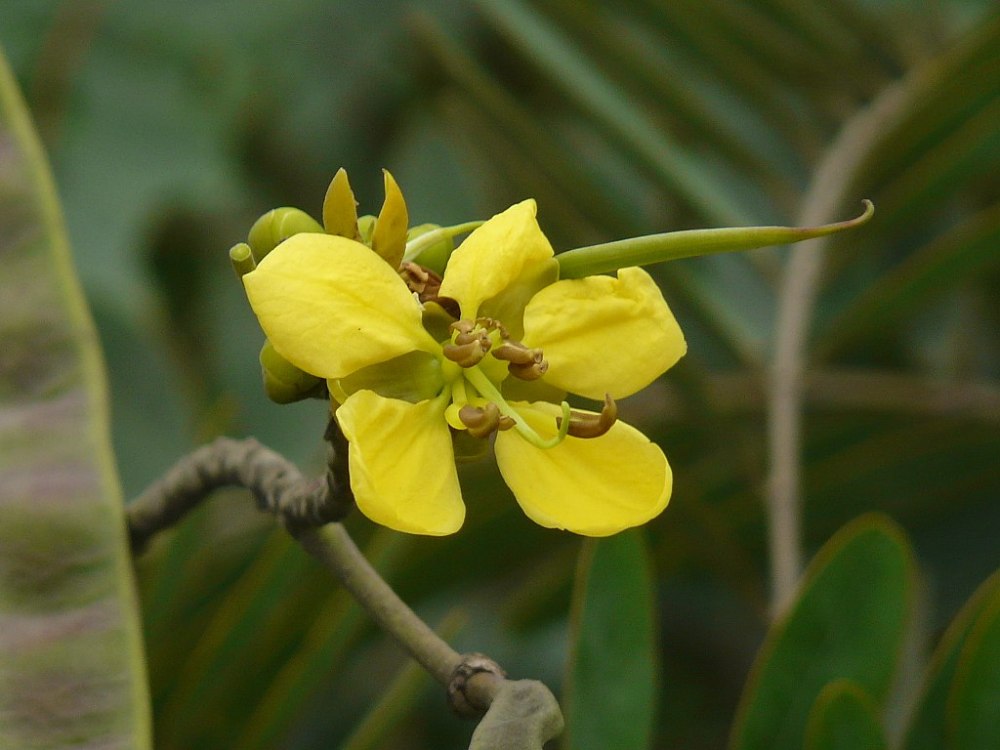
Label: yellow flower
xmin=242 ymin=199 xmax=686 ymax=536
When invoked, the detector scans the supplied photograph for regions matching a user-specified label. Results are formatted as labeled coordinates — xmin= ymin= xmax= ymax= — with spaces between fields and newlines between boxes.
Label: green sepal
xmin=259 ymin=340 xmax=326 ymax=404
xmin=556 ymin=201 xmax=875 ymax=278
xmin=247 ymin=207 xmax=324 ymax=262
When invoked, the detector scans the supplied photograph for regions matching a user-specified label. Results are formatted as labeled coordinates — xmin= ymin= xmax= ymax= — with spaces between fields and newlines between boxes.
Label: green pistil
xmin=463 ymin=366 xmax=570 ymax=449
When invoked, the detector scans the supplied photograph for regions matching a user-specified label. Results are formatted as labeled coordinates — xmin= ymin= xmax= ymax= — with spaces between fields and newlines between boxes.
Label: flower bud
xmin=248 ymin=207 xmax=323 ymax=262
xmin=259 ymin=340 xmax=326 ymax=404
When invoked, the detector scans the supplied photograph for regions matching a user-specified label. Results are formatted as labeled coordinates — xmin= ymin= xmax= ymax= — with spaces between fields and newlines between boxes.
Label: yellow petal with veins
xmin=243 ymin=233 xmax=438 ymax=379
xmin=337 ymin=390 xmax=465 ymax=535
xmin=439 ymin=200 xmax=556 ymax=319
xmin=495 ymin=402 xmax=670 ymax=536
xmin=521 ymin=267 xmax=686 ymax=400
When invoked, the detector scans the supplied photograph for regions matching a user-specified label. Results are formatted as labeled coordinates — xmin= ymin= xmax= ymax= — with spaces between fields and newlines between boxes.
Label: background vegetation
xmin=1 ymin=1 xmax=997 ymax=748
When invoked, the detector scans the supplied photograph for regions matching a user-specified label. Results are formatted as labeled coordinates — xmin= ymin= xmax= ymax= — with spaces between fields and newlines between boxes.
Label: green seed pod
xmin=248 ymin=207 xmax=323 ymax=262
xmin=406 ymin=223 xmax=454 ymax=275
xmin=259 ymin=340 xmax=325 ymax=404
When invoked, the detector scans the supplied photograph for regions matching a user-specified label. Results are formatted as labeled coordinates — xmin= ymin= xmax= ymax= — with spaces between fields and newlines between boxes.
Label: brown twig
xmin=125 ymin=428 xmax=563 ymax=747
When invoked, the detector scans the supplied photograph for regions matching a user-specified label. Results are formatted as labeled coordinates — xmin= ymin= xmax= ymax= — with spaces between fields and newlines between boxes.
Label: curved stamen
xmin=557 ymin=393 xmax=618 ymax=438
xmin=492 ymin=341 xmax=541 ymax=365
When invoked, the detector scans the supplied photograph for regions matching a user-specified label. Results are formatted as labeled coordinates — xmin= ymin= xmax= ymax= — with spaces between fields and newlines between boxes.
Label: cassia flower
xmin=242 ymin=195 xmax=686 ymax=536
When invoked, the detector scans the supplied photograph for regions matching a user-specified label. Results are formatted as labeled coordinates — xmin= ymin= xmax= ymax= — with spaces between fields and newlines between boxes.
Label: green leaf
xmin=475 ymin=0 xmax=753 ymax=226
xmin=563 ymin=529 xmax=658 ymax=750
xmin=805 ymin=680 xmax=887 ymax=750
xmin=0 ymin=44 xmax=151 ymax=750
xmin=729 ymin=514 xmax=915 ymax=750
xmin=948 ymin=584 xmax=1000 ymax=750
xmin=902 ymin=571 xmax=1000 ymax=750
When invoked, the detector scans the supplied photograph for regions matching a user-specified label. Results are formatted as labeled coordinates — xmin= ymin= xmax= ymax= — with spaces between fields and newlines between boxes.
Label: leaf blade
xmin=564 ymin=529 xmax=659 ymax=750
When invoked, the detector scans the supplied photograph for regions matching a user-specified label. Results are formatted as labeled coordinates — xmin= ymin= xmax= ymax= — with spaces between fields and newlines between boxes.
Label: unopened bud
xmin=260 ymin=340 xmax=325 ymax=404
xmin=248 ymin=208 xmax=323 ymax=262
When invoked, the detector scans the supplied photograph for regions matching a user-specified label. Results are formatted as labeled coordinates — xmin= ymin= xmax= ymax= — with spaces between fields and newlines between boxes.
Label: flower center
xmin=438 ymin=318 xmax=616 ymax=447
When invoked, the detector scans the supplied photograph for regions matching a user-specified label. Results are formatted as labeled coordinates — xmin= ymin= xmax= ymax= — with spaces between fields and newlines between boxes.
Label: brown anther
xmin=443 ymin=339 xmax=489 ymax=368
xmin=492 ymin=340 xmax=542 ymax=366
xmin=558 ymin=393 xmax=618 ymax=438
xmin=454 ymin=329 xmax=492 ymax=352
xmin=450 ymin=320 xmax=475 ymax=335
xmin=497 ymin=415 xmax=515 ymax=431
xmin=458 ymin=403 xmax=502 ymax=438
xmin=434 ymin=296 xmax=462 ymax=320
xmin=475 ymin=317 xmax=509 ymax=339
xmin=508 ymin=358 xmax=549 ymax=381
xmin=400 ymin=262 xmax=442 ymax=301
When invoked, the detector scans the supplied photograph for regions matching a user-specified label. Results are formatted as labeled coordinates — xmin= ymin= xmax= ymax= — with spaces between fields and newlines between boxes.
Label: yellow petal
xmin=521 ymin=267 xmax=686 ymax=400
xmin=322 ymin=168 xmax=359 ymax=239
xmin=372 ymin=170 xmax=408 ymax=270
xmin=243 ymin=233 xmax=437 ymax=379
xmin=337 ymin=390 xmax=465 ymax=535
xmin=495 ymin=402 xmax=670 ymax=536
xmin=438 ymin=200 xmax=557 ymax=319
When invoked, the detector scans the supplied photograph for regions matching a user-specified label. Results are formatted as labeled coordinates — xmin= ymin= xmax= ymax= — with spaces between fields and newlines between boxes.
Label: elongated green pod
xmin=0 ymin=46 xmax=152 ymax=750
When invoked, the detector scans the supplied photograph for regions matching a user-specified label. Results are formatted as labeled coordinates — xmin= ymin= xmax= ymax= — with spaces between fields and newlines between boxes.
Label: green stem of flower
xmin=462 ymin=367 xmax=571 ymax=448
xmin=403 ymin=220 xmax=485 ymax=263
xmin=554 ymin=201 xmax=874 ymax=278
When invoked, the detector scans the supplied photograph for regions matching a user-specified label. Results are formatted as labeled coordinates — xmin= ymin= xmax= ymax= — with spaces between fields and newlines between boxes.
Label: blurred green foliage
xmin=1 ymin=0 xmax=998 ymax=748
